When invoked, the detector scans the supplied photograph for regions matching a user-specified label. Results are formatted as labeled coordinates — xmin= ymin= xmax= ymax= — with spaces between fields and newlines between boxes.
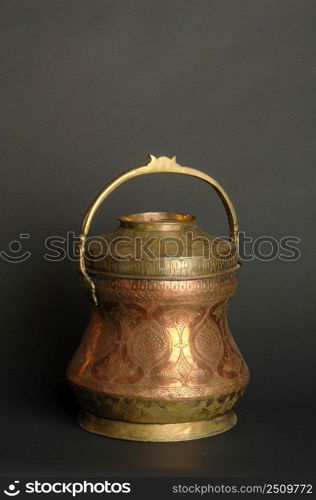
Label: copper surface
xmin=67 ymin=155 xmax=249 ymax=441
xmin=67 ymin=274 xmax=249 ymax=426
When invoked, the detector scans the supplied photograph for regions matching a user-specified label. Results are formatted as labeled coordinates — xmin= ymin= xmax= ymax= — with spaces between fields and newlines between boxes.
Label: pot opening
xmin=119 ymin=212 xmax=197 ymax=230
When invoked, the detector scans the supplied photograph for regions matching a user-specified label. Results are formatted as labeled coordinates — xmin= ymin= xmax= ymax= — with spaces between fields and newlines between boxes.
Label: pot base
xmin=77 ymin=411 xmax=237 ymax=442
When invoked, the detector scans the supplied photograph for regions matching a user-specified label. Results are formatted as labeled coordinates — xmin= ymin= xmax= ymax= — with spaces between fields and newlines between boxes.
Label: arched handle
xmin=79 ymin=155 xmax=239 ymax=305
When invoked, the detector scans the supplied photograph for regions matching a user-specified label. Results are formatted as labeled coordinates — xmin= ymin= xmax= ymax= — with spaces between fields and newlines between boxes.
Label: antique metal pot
xmin=67 ymin=155 xmax=249 ymax=441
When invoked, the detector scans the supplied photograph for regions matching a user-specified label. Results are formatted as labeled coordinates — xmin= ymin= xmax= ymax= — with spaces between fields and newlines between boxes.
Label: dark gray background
xmin=0 ymin=0 xmax=315 ymax=479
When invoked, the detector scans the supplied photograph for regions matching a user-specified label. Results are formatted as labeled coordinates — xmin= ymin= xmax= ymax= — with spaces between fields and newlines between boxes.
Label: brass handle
xmin=79 ymin=155 xmax=239 ymax=305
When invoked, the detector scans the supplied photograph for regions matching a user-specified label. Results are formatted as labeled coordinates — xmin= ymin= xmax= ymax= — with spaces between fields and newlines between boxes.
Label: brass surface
xmin=85 ymin=265 xmax=241 ymax=281
xmin=78 ymin=411 xmax=237 ymax=442
xmin=78 ymin=155 xmax=239 ymax=305
xmin=119 ymin=211 xmax=197 ymax=230
xmin=70 ymin=383 xmax=245 ymax=424
xmin=83 ymin=211 xmax=238 ymax=280
xmin=67 ymin=155 xmax=249 ymax=441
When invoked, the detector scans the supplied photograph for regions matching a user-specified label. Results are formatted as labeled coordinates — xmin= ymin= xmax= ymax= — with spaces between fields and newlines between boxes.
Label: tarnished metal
xmin=67 ymin=155 xmax=249 ymax=441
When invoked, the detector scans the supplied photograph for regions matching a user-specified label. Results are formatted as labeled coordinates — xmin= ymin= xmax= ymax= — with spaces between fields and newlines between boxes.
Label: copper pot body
xmin=66 ymin=156 xmax=249 ymax=441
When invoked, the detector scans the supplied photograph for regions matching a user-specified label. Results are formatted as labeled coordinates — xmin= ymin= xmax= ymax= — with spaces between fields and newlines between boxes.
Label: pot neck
xmin=119 ymin=212 xmax=197 ymax=231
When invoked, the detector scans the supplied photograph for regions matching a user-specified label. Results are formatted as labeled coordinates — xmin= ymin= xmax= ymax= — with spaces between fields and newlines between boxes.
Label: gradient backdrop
xmin=0 ymin=0 xmax=315 ymax=478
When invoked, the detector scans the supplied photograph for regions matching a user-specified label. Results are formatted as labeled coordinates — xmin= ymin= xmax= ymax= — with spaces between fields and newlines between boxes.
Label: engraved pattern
xmin=128 ymin=319 xmax=172 ymax=375
xmin=95 ymin=275 xmax=238 ymax=304
xmin=192 ymin=318 xmax=222 ymax=368
xmin=68 ymin=275 xmax=249 ymax=400
xmin=84 ymin=220 xmax=238 ymax=277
